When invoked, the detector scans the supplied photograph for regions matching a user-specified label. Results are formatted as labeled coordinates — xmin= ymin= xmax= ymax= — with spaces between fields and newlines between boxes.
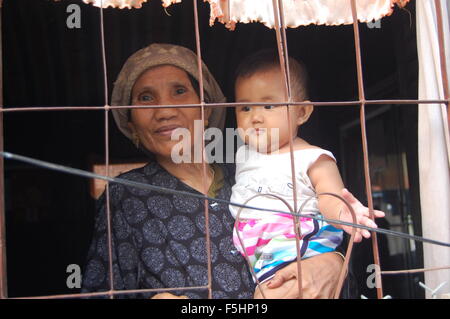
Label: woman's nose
xmin=152 ymin=93 xmax=182 ymax=121
xmin=153 ymin=106 xmax=178 ymax=122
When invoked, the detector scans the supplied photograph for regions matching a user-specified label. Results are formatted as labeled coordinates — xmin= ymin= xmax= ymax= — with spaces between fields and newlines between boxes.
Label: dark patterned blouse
xmin=81 ymin=161 xmax=255 ymax=299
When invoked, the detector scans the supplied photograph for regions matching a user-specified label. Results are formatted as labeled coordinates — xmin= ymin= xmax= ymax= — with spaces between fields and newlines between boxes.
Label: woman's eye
xmin=264 ymin=105 xmax=275 ymax=110
xmin=175 ymin=87 xmax=187 ymax=95
xmin=138 ymin=94 xmax=153 ymax=102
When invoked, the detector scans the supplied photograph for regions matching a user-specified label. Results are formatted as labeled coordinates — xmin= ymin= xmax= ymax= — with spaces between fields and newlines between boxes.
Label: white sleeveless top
xmin=229 ymin=145 xmax=336 ymax=220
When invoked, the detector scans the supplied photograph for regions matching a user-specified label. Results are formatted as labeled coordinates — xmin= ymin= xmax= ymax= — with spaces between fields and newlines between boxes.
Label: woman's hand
xmin=254 ymin=252 xmax=344 ymax=299
xmin=151 ymin=292 xmax=189 ymax=299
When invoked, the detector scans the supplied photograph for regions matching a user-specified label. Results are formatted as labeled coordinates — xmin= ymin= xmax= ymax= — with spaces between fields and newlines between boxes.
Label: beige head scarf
xmin=111 ymin=43 xmax=226 ymax=140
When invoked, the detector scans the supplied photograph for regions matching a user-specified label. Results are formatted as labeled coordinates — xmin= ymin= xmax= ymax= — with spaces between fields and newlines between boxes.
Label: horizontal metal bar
xmin=381 ymin=266 xmax=450 ymax=275
xmin=11 ymin=285 xmax=209 ymax=299
xmin=0 ymin=99 xmax=448 ymax=113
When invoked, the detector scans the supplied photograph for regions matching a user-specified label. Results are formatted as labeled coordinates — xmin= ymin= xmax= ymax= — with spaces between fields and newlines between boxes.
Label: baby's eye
xmin=240 ymin=106 xmax=251 ymax=112
xmin=264 ymin=105 xmax=275 ymax=110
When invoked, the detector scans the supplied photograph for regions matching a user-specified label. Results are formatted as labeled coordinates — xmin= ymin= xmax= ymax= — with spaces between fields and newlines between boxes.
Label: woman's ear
xmin=296 ymin=102 xmax=314 ymax=126
xmin=127 ymin=120 xmax=137 ymax=135
xmin=127 ymin=121 xmax=141 ymax=148
xmin=204 ymin=107 xmax=213 ymax=127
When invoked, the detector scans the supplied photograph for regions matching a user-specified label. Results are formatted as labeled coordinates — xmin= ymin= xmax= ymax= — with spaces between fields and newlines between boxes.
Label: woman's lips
xmin=154 ymin=125 xmax=182 ymax=136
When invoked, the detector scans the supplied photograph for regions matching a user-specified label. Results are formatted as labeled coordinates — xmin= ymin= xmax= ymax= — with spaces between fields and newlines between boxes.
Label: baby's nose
xmin=251 ymin=108 xmax=265 ymax=123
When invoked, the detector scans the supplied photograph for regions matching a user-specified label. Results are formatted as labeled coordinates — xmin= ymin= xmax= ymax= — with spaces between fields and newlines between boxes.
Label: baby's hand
xmin=338 ymin=188 xmax=385 ymax=243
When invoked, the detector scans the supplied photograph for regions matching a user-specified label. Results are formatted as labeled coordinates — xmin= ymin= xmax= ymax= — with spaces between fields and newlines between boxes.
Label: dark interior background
xmin=2 ymin=0 xmax=423 ymax=298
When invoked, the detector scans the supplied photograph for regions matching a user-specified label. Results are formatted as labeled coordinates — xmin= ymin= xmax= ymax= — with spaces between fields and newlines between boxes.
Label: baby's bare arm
xmin=308 ymin=156 xmax=384 ymax=242
xmin=308 ymin=155 xmax=346 ymax=222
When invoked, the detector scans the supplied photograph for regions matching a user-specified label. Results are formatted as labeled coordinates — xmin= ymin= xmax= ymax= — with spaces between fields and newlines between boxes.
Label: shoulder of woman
xmin=116 ymin=161 xmax=158 ymax=179
xmin=96 ymin=161 xmax=159 ymax=204
xmin=216 ymin=162 xmax=235 ymax=180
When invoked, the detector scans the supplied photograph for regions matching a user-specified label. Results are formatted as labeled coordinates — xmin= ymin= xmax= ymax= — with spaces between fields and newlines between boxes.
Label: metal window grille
xmin=0 ymin=0 xmax=449 ymax=299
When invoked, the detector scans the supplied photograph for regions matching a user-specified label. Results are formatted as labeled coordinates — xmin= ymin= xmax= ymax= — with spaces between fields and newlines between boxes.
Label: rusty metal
xmin=234 ymin=193 xmax=295 ymax=299
xmin=434 ymin=0 xmax=450 ymax=167
xmin=99 ymin=5 xmax=115 ymax=299
xmin=3 ymin=98 xmax=450 ymax=114
xmin=313 ymin=193 xmax=357 ymax=299
xmin=2 ymin=148 xmax=450 ymax=298
xmin=293 ymin=191 xmax=358 ymax=299
xmin=435 ymin=0 xmax=449 ymax=101
xmin=233 ymin=190 xmax=358 ymax=299
xmin=5 ymin=149 xmax=450 ymax=247
xmin=0 ymin=4 xmax=7 ymax=299
xmin=350 ymin=0 xmax=383 ymax=298
xmin=193 ymin=0 xmax=213 ymax=299
xmin=12 ymin=285 xmax=209 ymax=299
xmin=271 ymin=0 xmax=303 ymax=299
xmin=381 ymin=265 xmax=450 ymax=275
xmin=0 ymin=0 xmax=448 ymax=301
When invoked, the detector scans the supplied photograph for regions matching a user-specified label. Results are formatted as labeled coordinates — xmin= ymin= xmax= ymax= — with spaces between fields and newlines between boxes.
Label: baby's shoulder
xmin=293 ymin=145 xmax=336 ymax=167
xmin=292 ymin=140 xmax=325 ymax=152
xmin=294 ymin=145 xmax=323 ymax=152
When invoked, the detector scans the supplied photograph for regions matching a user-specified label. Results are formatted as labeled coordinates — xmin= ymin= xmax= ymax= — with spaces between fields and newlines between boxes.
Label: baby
xmin=229 ymin=50 xmax=384 ymax=298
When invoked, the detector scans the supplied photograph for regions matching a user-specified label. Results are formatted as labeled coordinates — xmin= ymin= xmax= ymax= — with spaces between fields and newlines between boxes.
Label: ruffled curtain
xmin=82 ymin=0 xmax=410 ymax=29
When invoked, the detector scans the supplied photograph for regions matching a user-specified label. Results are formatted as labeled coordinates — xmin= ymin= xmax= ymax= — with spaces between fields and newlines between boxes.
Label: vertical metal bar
xmin=271 ymin=0 xmax=303 ymax=299
xmin=100 ymin=3 xmax=109 ymax=106
xmin=193 ymin=0 xmax=213 ymax=299
xmin=350 ymin=0 xmax=384 ymax=299
xmin=434 ymin=0 xmax=450 ymax=166
xmin=0 ymin=2 xmax=8 ymax=299
xmin=99 ymin=2 xmax=114 ymax=298
xmin=273 ymin=0 xmax=292 ymax=98
xmin=434 ymin=0 xmax=449 ymax=100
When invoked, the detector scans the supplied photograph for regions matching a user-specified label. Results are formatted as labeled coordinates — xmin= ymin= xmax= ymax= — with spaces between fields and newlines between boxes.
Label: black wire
xmin=1 ymin=151 xmax=450 ymax=248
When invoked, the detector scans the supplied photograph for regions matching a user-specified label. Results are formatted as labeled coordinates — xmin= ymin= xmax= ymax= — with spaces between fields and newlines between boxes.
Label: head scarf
xmin=111 ymin=43 xmax=226 ymax=141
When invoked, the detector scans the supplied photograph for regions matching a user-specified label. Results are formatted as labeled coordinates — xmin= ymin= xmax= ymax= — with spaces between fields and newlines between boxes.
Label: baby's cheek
xmin=237 ymin=127 xmax=249 ymax=143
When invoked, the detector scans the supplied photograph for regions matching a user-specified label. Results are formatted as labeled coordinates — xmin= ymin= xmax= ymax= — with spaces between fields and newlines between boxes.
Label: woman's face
xmin=128 ymin=65 xmax=210 ymax=161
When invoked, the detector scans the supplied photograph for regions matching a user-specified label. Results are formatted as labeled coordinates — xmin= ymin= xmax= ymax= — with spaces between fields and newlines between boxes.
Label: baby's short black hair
xmin=235 ymin=49 xmax=310 ymax=101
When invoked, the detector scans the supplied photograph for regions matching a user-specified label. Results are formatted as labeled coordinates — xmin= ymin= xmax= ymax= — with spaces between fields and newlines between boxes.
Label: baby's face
xmin=234 ymin=68 xmax=304 ymax=153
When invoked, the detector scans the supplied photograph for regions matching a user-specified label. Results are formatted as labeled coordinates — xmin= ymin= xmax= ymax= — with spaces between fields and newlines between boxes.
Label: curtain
xmin=417 ymin=0 xmax=450 ymax=299
xmin=81 ymin=0 xmax=410 ymax=30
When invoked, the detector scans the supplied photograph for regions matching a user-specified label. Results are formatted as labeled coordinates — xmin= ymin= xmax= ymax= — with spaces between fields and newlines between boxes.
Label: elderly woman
xmin=81 ymin=43 xmax=345 ymax=299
